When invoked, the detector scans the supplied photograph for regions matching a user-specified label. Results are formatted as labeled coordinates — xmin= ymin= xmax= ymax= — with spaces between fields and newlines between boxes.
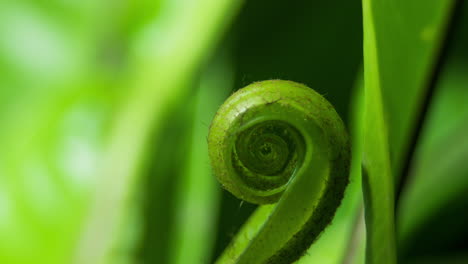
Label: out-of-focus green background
xmin=0 ymin=0 xmax=467 ymax=264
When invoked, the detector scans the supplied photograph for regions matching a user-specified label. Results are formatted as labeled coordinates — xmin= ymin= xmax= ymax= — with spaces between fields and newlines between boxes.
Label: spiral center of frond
xmin=232 ymin=120 xmax=304 ymax=193
xmin=236 ymin=121 xmax=297 ymax=176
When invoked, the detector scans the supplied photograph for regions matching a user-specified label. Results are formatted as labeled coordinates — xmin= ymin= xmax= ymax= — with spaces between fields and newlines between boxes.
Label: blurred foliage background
xmin=0 ymin=0 xmax=467 ymax=264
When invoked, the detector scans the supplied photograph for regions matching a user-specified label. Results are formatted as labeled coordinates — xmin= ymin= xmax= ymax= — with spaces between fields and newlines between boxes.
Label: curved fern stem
xmin=208 ymin=80 xmax=351 ymax=264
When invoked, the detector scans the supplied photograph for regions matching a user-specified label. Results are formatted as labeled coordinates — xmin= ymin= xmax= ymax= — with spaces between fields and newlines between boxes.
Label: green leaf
xmin=0 ymin=87 xmax=113 ymax=264
xmin=0 ymin=1 xmax=117 ymax=263
xmin=398 ymin=14 xmax=468 ymax=255
xmin=73 ymin=1 xmax=242 ymax=263
xmin=168 ymin=51 xmax=235 ymax=264
xmin=362 ymin=0 xmax=455 ymax=263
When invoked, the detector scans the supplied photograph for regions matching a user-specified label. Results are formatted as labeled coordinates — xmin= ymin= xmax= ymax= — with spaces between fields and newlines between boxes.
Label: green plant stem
xmin=362 ymin=0 xmax=397 ymax=263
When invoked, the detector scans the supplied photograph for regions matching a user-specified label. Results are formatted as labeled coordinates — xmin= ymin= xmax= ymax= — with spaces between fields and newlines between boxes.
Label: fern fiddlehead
xmin=208 ymin=80 xmax=350 ymax=264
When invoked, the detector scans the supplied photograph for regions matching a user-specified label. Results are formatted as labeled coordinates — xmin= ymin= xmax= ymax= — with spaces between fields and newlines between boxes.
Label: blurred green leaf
xmin=362 ymin=0 xmax=455 ymax=263
xmin=167 ymin=51 xmax=235 ymax=264
xmin=0 ymin=87 xmax=114 ymax=264
xmin=74 ymin=1 xmax=242 ymax=263
xmin=397 ymin=5 xmax=468 ymax=257
xmin=0 ymin=1 xmax=117 ymax=263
